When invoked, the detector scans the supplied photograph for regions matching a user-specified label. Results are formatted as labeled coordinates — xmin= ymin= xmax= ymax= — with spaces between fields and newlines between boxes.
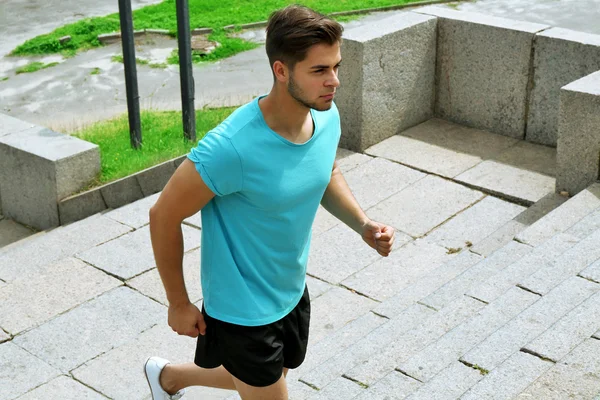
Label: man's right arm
xmin=149 ymin=159 xmax=215 ymax=335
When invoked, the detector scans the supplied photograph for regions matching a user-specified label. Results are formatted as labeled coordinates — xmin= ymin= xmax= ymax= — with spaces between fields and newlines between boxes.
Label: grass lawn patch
xmin=72 ymin=107 xmax=236 ymax=187
xmin=0 ymin=77 xmax=8 ymax=82
xmin=11 ymin=0 xmax=434 ymax=64
xmin=15 ymin=61 xmax=60 ymax=74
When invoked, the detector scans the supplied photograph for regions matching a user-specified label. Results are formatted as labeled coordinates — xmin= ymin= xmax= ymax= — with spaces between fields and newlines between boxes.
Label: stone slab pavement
xmin=1 ymin=146 xmax=599 ymax=399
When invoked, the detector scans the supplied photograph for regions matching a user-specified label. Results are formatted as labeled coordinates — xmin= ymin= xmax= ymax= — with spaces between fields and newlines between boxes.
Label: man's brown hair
xmin=265 ymin=5 xmax=343 ymax=71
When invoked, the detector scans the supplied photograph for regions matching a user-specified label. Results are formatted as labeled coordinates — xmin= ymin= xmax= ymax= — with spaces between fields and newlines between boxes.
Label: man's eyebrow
xmin=310 ymin=60 xmax=343 ymax=69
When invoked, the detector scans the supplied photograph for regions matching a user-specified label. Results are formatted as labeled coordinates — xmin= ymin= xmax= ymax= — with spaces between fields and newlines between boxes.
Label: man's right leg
xmin=160 ymin=363 xmax=235 ymax=393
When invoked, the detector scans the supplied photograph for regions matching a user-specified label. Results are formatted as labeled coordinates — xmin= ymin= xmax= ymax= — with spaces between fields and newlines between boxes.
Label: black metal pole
xmin=176 ymin=0 xmax=196 ymax=142
xmin=118 ymin=0 xmax=142 ymax=149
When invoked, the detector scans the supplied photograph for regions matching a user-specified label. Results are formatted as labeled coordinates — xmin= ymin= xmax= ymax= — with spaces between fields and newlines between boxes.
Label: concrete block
xmin=135 ymin=159 xmax=176 ymax=196
xmin=13 ymin=287 xmax=165 ymax=372
xmin=366 ymin=119 xmax=519 ymax=178
xmin=399 ymin=287 xmax=539 ymax=382
xmin=517 ymin=339 xmax=600 ymax=399
xmin=309 ymin=286 xmax=378 ymax=345
xmin=467 ymin=233 xmax=579 ymax=303
xmin=373 ymin=250 xmax=482 ymax=318
xmin=127 ymin=249 xmax=202 ymax=306
xmin=105 ymin=192 xmax=160 ymax=229
xmin=307 ymin=224 xmax=382 ymax=284
xmin=426 ymin=196 xmax=525 ymax=249
xmin=0 ymin=126 xmax=100 ymax=230
xmin=301 ymin=304 xmax=435 ymax=389
xmin=0 ymin=330 xmax=9 ymax=344
xmin=420 ymin=240 xmax=532 ymax=310
xmin=580 ymin=259 xmax=600 ymax=284
xmin=296 ymin=312 xmax=386 ymax=377
xmin=0 ymin=112 xmax=35 ymax=137
xmin=462 ymin=276 xmax=600 ymax=371
xmin=58 ymin=187 xmax=107 ymax=225
xmin=513 ymin=192 xmax=569 ymax=226
xmin=0 ymin=257 xmax=121 ymax=335
xmin=556 ymin=71 xmax=600 ymax=195
xmin=354 ymin=370 xmax=421 ymax=400
xmin=405 ymin=362 xmax=483 ymax=400
xmin=72 ymin=324 xmax=200 ymax=400
xmin=346 ymin=296 xmax=485 ymax=386
xmin=77 ymin=224 xmax=200 ymax=280
xmin=343 ymin=157 xmax=425 ymax=210
xmin=0 ymin=215 xmax=131 ymax=282
xmin=17 ymin=375 xmax=107 ymax=400
xmin=0 ymin=342 xmax=60 ymax=400
xmin=368 ymin=175 xmax=485 ymax=238
xmin=337 ymin=13 xmax=437 ymax=152
xmin=416 ymin=6 xmax=549 ymax=138
xmin=527 ymin=28 xmax=600 ymax=146
xmin=460 ymin=352 xmax=554 ymax=400
xmin=515 ymin=183 xmax=600 ymax=246
xmin=99 ymin=174 xmax=145 ymax=209
xmin=341 ymin=239 xmax=455 ymax=301
xmin=523 ymin=290 xmax=600 ymax=362
xmin=519 ymin=228 xmax=600 ymax=295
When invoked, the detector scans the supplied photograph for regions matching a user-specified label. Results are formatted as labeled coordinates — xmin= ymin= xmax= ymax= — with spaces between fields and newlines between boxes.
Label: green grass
xmin=167 ymin=30 xmax=259 ymax=64
xmin=15 ymin=61 xmax=60 ymax=74
xmin=111 ymin=54 xmax=170 ymax=68
xmin=71 ymin=107 xmax=236 ymax=186
xmin=90 ymin=67 xmax=101 ymax=75
xmin=0 ymin=77 xmax=8 ymax=82
xmin=11 ymin=0 xmax=433 ymax=62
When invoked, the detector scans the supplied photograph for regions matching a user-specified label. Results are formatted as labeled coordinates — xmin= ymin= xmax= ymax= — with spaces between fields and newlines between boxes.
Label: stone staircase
xmin=268 ymin=183 xmax=600 ymax=399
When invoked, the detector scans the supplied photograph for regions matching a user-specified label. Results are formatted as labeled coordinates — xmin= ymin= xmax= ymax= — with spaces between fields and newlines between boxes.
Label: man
xmin=146 ymin=5 xmax=395 ymax=400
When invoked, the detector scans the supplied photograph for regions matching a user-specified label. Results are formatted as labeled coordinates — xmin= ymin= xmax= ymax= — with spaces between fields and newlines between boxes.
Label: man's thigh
xmin=232 ymin=373 xmax=288 ymax=400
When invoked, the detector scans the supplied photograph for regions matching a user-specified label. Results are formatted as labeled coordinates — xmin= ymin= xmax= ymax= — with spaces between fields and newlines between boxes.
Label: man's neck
xmin=259 ymin=89 xmax=313 ymax=144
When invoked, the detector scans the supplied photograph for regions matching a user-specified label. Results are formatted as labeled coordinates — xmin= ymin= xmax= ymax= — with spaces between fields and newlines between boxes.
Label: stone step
xmin=466 ymin=232 xmax=580 ymax=303
xmin=0 ymin=214 xmax=131 ymax=282
xmin=396 ymin=286 xmax=540 ymax=383
xmin=418 ymin=240 xmax=532 ymax=311
xmin=460 ymin=276 xmax=600 ymax=372
xmin=299 ymin=303 xmax=435 ymax=389
xmin=515 ymin=182 xmax=600 ymax=246
xmin=516 ymin=338 xmax=600 ymax=399
xmin=460 ymin=351 xmax=554 ymax=400
xmin=518 ymin=226 xmax=600 ymax=295
xmin=344 ymin=296 xmax=486 ymax=387
xmin=403 ymin=362 xmax=484 ymax=400
xmin=373 ymin=250 xmax=483 ymax=318
xmin=521 ymin=289 xmax=600 ymax=362
xmin=471 ymin=192 xmax=568 ymax=257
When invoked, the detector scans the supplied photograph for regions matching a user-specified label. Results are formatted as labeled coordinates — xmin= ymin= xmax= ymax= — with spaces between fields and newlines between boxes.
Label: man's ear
xmin=272 ymin=60 xmax=289 ymax=83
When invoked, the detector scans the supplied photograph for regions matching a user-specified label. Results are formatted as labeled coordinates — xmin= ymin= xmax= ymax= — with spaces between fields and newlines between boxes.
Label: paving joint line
xmin=577 ymin=274 xmax=600 ymax=285
xmin=298 ymin=379 xmax=321 ymax=391
xmin=341 ymin=374 xmax=370 ymax=388
xmin=464 ymin=294 xmax=489 ymax=305
xmin=370 ymin=310 xmax=391 ymax=320
xmin=516 ymin=284 xmax=543 ymax=297
xmin=339 ymin=283 xmax=381 ymax=303
xmin=520 ymin=347 xmax=557 ymax=363
xmin=416 ymin=301 xmax=439 ymax=312
xmin=394 ymin=368 xmax=423 ymax=382
xmin=69 ymin=373 xmax=111 ymax=398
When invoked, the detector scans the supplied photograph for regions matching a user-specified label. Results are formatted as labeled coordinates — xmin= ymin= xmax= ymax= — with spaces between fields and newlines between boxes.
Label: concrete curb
xmin=58 ymin=155 xmax=187 ymax=225
xmin=97 ymin=0 xmax=458 ymax=43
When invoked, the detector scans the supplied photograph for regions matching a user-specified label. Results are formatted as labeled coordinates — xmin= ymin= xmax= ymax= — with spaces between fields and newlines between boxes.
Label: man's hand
xmin=361 ymin=220 xmax=395 ymax=257
xmin=168 ymin=302 xmax=206 ymax=337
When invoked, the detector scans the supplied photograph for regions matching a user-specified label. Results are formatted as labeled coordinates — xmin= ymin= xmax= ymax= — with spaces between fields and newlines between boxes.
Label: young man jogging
xmin=146 ymin=5 xmax=395 ymax=399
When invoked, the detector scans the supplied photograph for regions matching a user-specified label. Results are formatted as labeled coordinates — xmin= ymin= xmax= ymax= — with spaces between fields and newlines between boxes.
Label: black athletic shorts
xmin=194 ymin=285 xmax=310 ymax=387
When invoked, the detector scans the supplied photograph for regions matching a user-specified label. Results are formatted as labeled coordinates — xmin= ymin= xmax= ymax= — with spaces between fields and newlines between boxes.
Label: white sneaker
xmin=144 ymin=357 xmax=185 ymax=400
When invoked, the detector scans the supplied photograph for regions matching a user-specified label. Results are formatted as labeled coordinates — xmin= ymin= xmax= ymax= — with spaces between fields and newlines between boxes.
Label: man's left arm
xmin=320 ymin=161 xmax=395 ymax=257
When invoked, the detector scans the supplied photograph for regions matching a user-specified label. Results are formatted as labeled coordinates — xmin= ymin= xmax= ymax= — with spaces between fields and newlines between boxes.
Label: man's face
xmin=286 ymin=42 xmax=342 ymax=111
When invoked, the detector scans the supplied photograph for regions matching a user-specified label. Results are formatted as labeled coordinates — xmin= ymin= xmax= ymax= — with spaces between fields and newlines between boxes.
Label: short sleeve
xmin=187 ymin=131 xmax=243 ymax=196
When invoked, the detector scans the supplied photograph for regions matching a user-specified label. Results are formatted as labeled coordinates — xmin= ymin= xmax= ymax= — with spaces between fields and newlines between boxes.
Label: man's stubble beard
xmin=288 ymin=72 xmax=332 ymax=112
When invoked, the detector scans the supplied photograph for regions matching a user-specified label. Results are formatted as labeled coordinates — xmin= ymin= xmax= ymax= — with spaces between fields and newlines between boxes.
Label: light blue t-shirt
xmin=187 ymin=95 xmax=341 ymax=326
